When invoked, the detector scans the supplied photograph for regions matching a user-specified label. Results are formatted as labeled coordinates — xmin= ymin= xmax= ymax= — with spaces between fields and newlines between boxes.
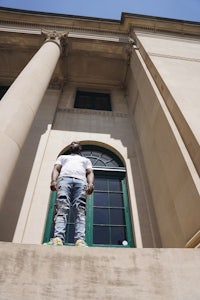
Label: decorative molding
xmin=130 ymin=21 xmax=200 ymax=37
xmin=0 ymin=19 xmax=128 ymax=39
xmin=57 ymin=108 xmax=128 ymax=118
xmin=149 ymin=52 xmax=200 ymax=63
xmin=132 ymin=29 xmax=200 ymax=42
xmin=0 ymin=25 xmax=40 ymax=35
xmin=0 ymin=20 xmax=135 ymax=52
xmin=41 ymin=29 xmax=68 ymax=52
xmin=42 ymin=29 xmax=67 ymax=41
xmin=1 ymin=15 xmax=199 ymax=40
xmin=0 ymin=3 xmax=200 ymax=47
xmin=49 ymin=77 xmax=64 ymax=89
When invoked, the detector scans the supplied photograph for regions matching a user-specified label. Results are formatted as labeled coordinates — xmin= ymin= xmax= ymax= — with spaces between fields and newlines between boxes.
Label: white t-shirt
xmin=55 ymin=154 xmax=93 ymax=182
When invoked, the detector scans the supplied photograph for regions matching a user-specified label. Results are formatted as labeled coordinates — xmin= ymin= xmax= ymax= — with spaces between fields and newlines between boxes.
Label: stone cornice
xmin=0 ymin=19 xmax=128 ymax=37
xmin=0 ymin=19 xmax=130 ymax=48
xmin=0 ymin=7 xmax=200 ymax=38
xmin=0 ymin=9 xmax=128 ymax=38
xmin=123 ymin=12 xmax=200 ymax=37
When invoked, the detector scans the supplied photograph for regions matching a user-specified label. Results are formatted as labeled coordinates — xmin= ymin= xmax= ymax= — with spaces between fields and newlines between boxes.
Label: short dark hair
xmin=69 ymin=141 xmax=82 ymax=153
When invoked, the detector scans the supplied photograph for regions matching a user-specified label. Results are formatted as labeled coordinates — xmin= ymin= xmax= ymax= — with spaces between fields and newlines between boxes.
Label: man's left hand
xmin=86 ymin=183 xmax=94 ymax=195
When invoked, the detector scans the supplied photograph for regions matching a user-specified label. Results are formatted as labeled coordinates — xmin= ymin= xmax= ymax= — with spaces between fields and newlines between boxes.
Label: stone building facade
xmin=0 ymin=7 xmax=200 ymax=299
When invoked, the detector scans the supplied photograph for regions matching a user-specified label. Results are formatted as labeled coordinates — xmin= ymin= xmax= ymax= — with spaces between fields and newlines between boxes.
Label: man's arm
xmin=50 ymin=164 xmax=62 ymax=191
xmin=86 ymin=168 xmax=94 ymax=195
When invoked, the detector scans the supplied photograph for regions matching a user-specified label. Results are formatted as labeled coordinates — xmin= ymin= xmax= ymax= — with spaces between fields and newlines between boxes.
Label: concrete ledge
xmin=0 ymin=242 xmax=200 ymax=299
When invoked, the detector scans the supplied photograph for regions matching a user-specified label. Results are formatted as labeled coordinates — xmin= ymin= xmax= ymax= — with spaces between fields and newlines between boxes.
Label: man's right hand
xmin=50 ymin=181 xmax=58 ymax=191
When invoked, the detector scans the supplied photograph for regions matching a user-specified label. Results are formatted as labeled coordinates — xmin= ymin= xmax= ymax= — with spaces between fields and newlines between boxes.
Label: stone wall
xmin=0 ymin=242 xmax=200 ymax=300
xmin=128 ymin=33 xmax=200 ymax=247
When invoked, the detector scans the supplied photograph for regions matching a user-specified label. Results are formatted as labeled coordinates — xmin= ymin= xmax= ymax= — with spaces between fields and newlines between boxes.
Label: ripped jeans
xmin=54 ymin=177 xmax=87 ymax=244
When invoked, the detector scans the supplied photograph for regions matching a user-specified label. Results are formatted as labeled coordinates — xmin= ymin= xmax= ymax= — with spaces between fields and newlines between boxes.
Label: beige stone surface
xmin=15 ymin=128 xmax=143 ymax=248
xmin=135 ymin=32 xmax=200 ymax=175
xmin=1 ymin=242 xmax=200 ymax=300
xmin=0 ymin=8 xmax=200 ymax=250
xmin=13 ymin=81 xmax=161 ymax=248
xmin=0 ymin=40 xmax=61 ymax=207
xmin=0 ymin=89 xmax=60 ymax=242
xmin=128 ymin=49 xmax=200 ymax=247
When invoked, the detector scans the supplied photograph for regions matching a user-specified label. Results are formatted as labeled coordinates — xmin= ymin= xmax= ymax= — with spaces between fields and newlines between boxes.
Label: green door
xmin=86 ymin=174 xmax=134 ymax=247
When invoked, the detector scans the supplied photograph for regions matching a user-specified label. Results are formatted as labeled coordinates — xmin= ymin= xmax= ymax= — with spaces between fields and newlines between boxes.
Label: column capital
xmin=41 ymin=29 xmax=67 ymax=52
xmin=128 ymin=37 xmax=139 ymax=51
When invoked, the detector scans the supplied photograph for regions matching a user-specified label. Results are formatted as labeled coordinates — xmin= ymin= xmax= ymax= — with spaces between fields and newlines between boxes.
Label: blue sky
xmin=0 ymin=0 xmax=199 ymax=22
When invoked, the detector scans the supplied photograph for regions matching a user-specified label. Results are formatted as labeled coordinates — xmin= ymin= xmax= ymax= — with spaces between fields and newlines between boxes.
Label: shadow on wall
xmin=0 ymin=89 xmax=59 ymax=242
xmin=0 ymin=92 xmax=160 ymax=247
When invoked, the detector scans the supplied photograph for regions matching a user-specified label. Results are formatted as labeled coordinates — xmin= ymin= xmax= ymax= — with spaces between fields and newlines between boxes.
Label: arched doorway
xmin=43 ymin=145 xmax=134 ymax=247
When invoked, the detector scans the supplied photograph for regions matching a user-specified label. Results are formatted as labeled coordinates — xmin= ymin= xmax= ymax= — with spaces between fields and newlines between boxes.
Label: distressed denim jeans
xmin=54 ymin=177 xmax=87 ymax=243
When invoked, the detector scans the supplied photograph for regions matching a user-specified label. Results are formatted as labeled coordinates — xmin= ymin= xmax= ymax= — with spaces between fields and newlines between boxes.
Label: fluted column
xmin=0 ymin=31 xmax=66 ymax=207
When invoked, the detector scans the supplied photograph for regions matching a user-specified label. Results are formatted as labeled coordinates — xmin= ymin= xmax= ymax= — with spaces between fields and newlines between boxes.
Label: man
xmin=45 ymin=141 xmax=94 ymax=247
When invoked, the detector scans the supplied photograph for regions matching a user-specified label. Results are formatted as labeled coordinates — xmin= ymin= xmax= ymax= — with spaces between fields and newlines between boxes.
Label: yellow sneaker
xmin=75 ymin=239 xmax=88 ymax=247
xmin=43 ymin=237 xmax=63 ymax=246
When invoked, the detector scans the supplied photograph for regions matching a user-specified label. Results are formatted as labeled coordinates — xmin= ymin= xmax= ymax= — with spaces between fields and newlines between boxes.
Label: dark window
xmin=74 ymin=91 xmax=112 ymax=111
xmin=0 ymin=86 xmax=9 ymax=100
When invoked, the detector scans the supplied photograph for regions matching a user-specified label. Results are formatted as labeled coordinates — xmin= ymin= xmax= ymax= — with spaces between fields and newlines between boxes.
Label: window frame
xmin=74 ymin=90 xmax=112 ymax=111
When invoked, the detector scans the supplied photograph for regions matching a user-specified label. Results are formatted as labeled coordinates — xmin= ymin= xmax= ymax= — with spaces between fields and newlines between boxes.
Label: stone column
xmin=0 ymin=31 xmax=66 ymax=207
